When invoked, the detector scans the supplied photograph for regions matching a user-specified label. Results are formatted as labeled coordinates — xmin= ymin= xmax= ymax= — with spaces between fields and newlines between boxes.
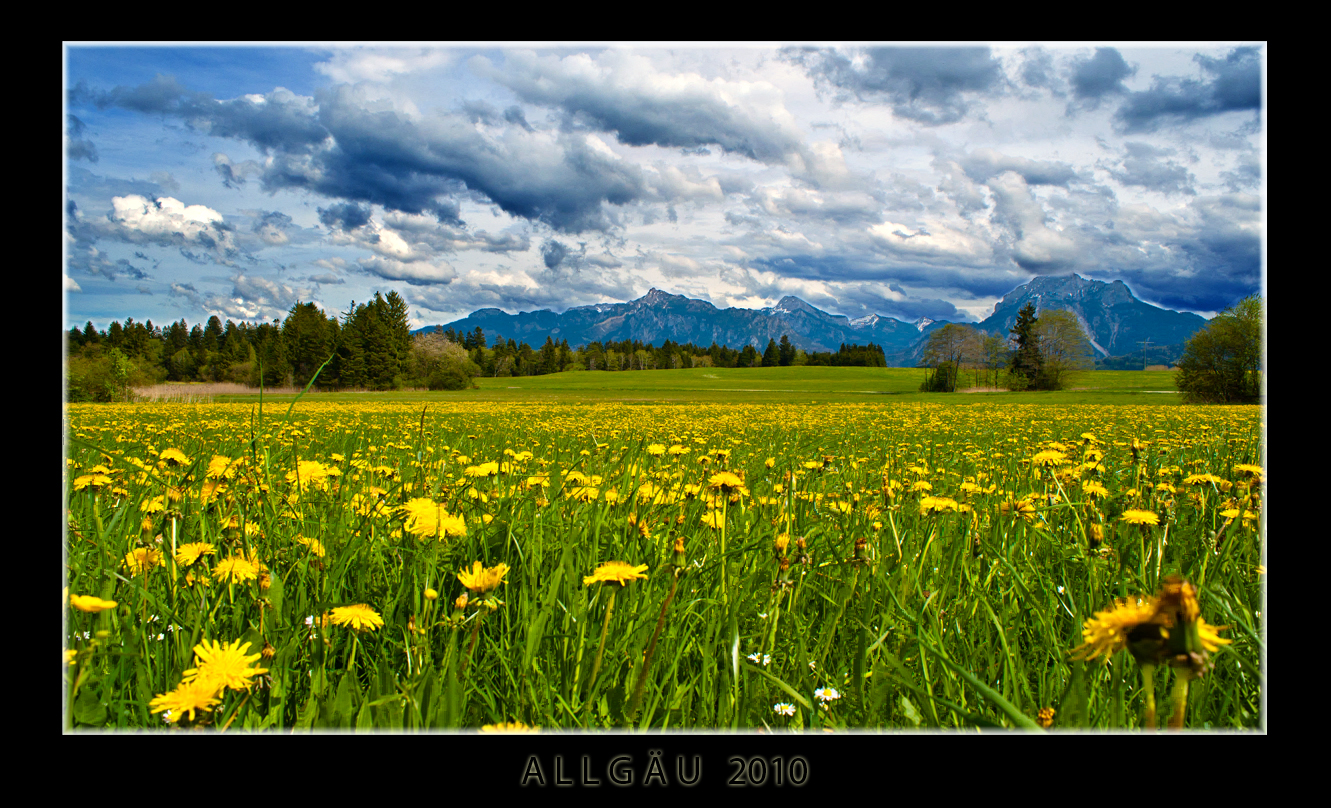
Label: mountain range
xmin=417 ymin=274 xmax=1210 ymax=368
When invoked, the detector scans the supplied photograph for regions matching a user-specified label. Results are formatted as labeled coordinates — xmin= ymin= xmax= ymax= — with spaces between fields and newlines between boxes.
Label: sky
xmin=63 ymin=42 xmax=1265 ymax=333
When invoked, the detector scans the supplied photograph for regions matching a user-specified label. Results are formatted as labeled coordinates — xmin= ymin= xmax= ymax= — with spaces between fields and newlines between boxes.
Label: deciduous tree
xmin=1176 ymin=294 xmax=1263 ymax=403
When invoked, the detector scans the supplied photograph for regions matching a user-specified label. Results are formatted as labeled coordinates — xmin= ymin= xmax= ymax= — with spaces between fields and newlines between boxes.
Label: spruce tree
xmin=1008 ymin=303 xmax=1041 ymax=390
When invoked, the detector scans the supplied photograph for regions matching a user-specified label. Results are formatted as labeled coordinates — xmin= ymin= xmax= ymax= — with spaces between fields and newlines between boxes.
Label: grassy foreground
xmin=64 ymin=374 xmax=1262 ymax=732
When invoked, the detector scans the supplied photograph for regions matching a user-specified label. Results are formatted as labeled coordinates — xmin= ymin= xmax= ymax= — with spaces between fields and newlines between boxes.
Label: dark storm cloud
xmin=71 ymin=75 xmax=330 ymax=155
xmin=318 ymin=201 xmax=373 ymax=231
xmin=787 ymin=46 xmax=1004 ymax=125
xmin=541 ymin=239 xmax=569 ymax=269
xmin=1103 ymin=142 xmax=1194 ymax=195
xmin=1069 ymin=48 xmax=1135 ymax=105
xmin=504 ymin=106 xmax=534 ymax=132
xmin=1114 ymin=47 xmax=1262 ymax=133
xmin=66 ymin=115 xmax=98 ymax=162
xmin=73 ymin=77 xmax=651 ymax=234
xmin=473 ymin=52 xmax=804 ymax=163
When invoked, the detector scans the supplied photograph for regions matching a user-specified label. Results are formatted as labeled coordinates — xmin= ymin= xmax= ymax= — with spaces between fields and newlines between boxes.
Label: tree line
xmin=64 ymin=295 xmax=886 ymax=401
xmin=437 ymin=327 xmax=885 ymax=376
xmin=917 ymin=304 xmax=1097 ymax=392
xmin=66 ymin=292 xmax=416 ymax=401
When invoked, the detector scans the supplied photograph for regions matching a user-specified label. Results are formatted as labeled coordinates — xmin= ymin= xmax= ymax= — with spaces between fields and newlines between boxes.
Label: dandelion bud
xmin=672 ymin=535 xmax=686 ymax=569
xmin=1089 ymin=523 xmax=1104 ymax=545
xmin=424 ymin=588 xmax=438 ymax=601
xmin=454 ymin=593 xmax=468 ymax=611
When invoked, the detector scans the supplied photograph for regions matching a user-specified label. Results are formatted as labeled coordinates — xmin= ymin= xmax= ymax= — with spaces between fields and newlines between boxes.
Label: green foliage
xmin=1176 ymin=295 xmax=1263 ymax=404
xmin=1008 ymin=303 xmax=1041 ymax=390
xmin=919 ymin=360 xmax=958 ymax=392
xmin=1034 ymin=309 xmax=1096 ymax=391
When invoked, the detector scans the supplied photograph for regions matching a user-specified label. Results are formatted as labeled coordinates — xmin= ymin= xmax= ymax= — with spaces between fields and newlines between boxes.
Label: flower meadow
xmin=64 ymin=400 xmax=1263 ymax=731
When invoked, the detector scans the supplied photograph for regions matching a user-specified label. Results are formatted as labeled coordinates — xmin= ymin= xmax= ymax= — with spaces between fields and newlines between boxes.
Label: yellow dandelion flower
xmin=206 ymin=455 xmax=239 ymax=479
xmin=564 ymin=486 xmax=600 ymax=503
xmin=150 ymin=679 xmax=223 ymax=724
xmin=329 ymin=604 xmax=385 ymax=632
xmin=286 ymin=460 xmax=333 ymax=491
xmin=1082 ymin=481 xmax=1109 ymax=498
xmin=1070 ymin=596 xmax=1161 ymax=663
xmin=464 ymin=461 xmax=500 ymax=478
xmin=583 ymin=561 xmax=649 ymax=587
xmin=701 ymin=510 xmax=724 ymax=529
xmin=458 ymin=561 xmax=509 ymax=594
xmin=1120 ymin=509 xmax=1160 ymax=526
xmin=182 ymin=638 xmax=269 ymax=692
xmin=295 ymin=536 xmax=326 ymax=557
xmin=708 ymin=471 xmax=744 ymax=493
xmin=919 ymin=495 xmax=959 ymax=515
xmin=140 ymin=495 xmax=168 ymax=515
xmin=159 ymin=448 xmax=191 ymax=467
xmin=481 ymin=721 xmax=539 ymax=732
xmin=213 ymin=554 xmax=261 ymax=585
xmin=70 ymin=594 xmax=118 ymax=613
xmin=646 ymin=444 xmax=666 ymax=456
xmin=174 ymin=542 xmax=216 ymax=566
xmin=1031 ymin=450 xmax=1067 ymax=467
xmin=124 ymin=546 xmax=163 ymax=576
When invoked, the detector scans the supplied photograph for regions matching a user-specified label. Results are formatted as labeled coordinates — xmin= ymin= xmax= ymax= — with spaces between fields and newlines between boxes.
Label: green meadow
xmin=210 ymin=366 xmax=1183 ymax=405
xmin=64 ymin=367 xmax=1262 ymax=732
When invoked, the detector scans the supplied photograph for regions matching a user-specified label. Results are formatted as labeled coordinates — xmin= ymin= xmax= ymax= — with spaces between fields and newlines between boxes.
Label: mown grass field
xmin=65 ymin=368 xmax=1263 ymax=732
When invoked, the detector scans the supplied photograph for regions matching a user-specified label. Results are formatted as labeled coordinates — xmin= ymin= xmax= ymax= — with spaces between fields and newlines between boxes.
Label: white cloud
xmin=868 ymin=219 xmax=993 ymax=263
xmin=359 ymin=256 xmax=457 ymax=286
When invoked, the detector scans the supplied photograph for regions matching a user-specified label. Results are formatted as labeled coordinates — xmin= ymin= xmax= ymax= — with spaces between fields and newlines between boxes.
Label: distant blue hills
xmin=415 ymin=273 xmax=1209 ymax=368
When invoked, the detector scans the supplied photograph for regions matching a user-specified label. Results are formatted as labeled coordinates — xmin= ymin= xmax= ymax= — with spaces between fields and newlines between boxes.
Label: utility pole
xmin=1137 ymin=338 xmax=1152 ymax=371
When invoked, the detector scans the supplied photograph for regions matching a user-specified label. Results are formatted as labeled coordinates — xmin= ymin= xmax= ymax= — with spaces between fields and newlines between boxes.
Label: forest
xmin=64 ymin=292 xmax=888 ymax=401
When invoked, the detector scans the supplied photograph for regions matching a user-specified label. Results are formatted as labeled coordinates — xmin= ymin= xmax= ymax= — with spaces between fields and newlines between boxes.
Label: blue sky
xmin=64 ymin=42 xmax=1265 ymax=333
